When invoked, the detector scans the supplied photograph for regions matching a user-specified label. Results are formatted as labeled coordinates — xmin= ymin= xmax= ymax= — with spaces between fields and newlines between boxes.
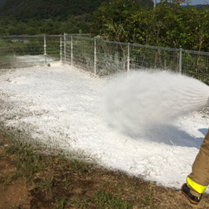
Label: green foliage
xmin=0 ymin=0 xmax=110 ymax=35
xmin=0 ymin=0 xmax=156 ymax=36
xmin=90 ymin=0 xmax=152 ymax=42
xmin=55 ymin=197 xmax=66 ymax=209
xmin=90 ymin=0 xmax=209 ymax=52
xmin=0 ymin=14 xmax=92 ymax=35
xmin=0 ymin=0 xmax=208 ymax=37
xmin=0 ymin=0 xmax=110 ymax=20
xmin=92 ymin=190 xmax=133 ymax=208
xmin=0 ymin=37 xmax=44 ymax=68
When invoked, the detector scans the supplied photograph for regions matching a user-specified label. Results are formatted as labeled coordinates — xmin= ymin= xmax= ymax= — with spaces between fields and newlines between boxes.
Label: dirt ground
xmin=1 ymin=132 xmax=209 ymax=209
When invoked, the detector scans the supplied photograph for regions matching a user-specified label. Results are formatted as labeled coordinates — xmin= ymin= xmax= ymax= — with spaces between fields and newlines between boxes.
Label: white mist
xmin=103 ymin=70 xmax=209 ymax=145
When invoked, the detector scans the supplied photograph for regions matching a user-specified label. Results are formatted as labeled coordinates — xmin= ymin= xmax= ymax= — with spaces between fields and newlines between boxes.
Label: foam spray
xmin=103 ymin=70 xmax=209 ymax=146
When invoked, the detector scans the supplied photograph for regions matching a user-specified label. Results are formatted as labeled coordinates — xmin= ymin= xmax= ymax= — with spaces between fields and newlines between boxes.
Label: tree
xmin=90 ymin=0 xmax=209 ymax=51
xmin=90 ymin=0 xmax=152 ymax=43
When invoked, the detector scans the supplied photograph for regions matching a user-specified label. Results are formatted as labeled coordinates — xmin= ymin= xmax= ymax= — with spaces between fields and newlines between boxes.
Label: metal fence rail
xmin=72 ymin=36 xmax=94 ymax=73
xmin=0 ymin=34 xmax=209 ymax=84
xmin=181 ymin=50 xmax=209 ymax=84
xmin=65 ymin=35 xmax=209 ymax=84
xmin=0 ymin=34 xmax=89 ymax=69
xmin=129 ymin=44 xmax=179 ymax=72
xmin=0 ymin=35 xmax=56 ymax=68
xmin=45 ymin=35 xmax=62 ymax=64
xmin=96 ymin=39 xmax=127 ymax=76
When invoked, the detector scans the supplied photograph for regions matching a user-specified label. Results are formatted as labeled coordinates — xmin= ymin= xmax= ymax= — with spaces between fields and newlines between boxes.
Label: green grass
xmin=0 ymin=125 xmax=208 ymax=208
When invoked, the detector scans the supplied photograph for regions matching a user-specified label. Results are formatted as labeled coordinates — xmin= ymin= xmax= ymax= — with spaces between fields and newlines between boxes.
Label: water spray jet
xmin=104 ymin=70 xmax=209 ymax=145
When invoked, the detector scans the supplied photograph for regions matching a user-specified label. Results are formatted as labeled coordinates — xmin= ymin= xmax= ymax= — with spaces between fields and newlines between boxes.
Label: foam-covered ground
xmin=0 ymin=62 xmax=209 ymax=192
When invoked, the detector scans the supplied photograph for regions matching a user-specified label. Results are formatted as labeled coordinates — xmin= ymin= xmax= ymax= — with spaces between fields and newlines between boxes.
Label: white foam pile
xmin=0 ymin=63 xmax=209 ymax=192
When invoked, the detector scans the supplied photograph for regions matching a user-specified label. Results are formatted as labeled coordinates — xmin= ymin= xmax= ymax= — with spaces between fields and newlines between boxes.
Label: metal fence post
xmin=64 ymin=33 xmax=67 ymax=63
xmin=60 ymin=34 xmax=62 ymax=63
xmin=71 ymin=35 xmax=73 ymax=66
xmin=179 ymin=48 xmax=182 ymax=74
xmin=94 ymin=38 xmax=97 ymax=75
xmin=127 ymin=42 xmax=130 ymax=72
xmin=44 ymin=34 xmax=47 ymax=64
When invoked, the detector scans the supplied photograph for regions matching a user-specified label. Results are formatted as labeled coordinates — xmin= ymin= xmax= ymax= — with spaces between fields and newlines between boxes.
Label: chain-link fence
xmin=68 ymin=36 xmax=94 ymax=73
xmin=181 ymin=50 xmax=209 ymax=84
xmin=0 ymin=35 xmax=46 ymax=68
xmin=64 ymin=35 xmax=209 ymax=84
xmin=0 ymin=34 xmax=90 ymax=69
xmin=1 ymin=34 xmax=209 ymax=84
xmin=129 ymin=44 xmax=180 ymax=72
xmin=96 ymin=40 xmax=127 ymax=76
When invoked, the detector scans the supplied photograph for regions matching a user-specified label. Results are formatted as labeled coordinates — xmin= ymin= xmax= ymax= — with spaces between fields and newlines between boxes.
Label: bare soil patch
xmin=0 ymin=130 xmax=209 ymax=209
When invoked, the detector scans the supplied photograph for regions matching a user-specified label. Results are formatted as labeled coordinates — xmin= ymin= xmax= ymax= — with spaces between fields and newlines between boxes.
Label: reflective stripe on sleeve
xmin=187 ymin=177 xmax=208 ymax=194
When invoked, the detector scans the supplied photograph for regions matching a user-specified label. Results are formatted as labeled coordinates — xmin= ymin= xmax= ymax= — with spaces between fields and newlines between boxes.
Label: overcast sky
xmin=156 ymin=0 xmax=209 ymax=5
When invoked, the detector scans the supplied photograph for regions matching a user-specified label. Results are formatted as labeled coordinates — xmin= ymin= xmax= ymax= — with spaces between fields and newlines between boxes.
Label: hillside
xmin=0 ymin=0 xmax=208 ymax=21
xmin=0 ymin=0 xmax=154 ymax=35
xmin=3 ymin=0 xmax=207 ymax=36
xmin=0 ymin=0 xmax=111 ymax=20
xmin=0 ymin=0 xmax=154 ymax=21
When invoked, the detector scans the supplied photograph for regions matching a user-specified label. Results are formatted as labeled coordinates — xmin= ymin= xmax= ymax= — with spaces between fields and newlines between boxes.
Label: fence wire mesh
xmin=71 ymin=36 xmax=94 ymax=73
xmin=96 ymin=40 xmax=127 ymax=76
xmin=46 ymin=35 xmax=61 ymax=63
xmin=67 ymin=37 xmax=209 ymax=84
xmin=64 ymin=35 xmax=71 ymax=64
xmin=1 ymin=35 xmax=209 ymax=85
xmin=129 ymin=44 xmax=179 ymax=72
xmin=0 ymin=46 xmax=14 ymax=69
xmin=182 ymin=50 xmax=209 ymax=85
xmin=0 ymin=35 xmax=70 ymax=69
xmin=0 ymin=36 xmax=45 ymax=68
